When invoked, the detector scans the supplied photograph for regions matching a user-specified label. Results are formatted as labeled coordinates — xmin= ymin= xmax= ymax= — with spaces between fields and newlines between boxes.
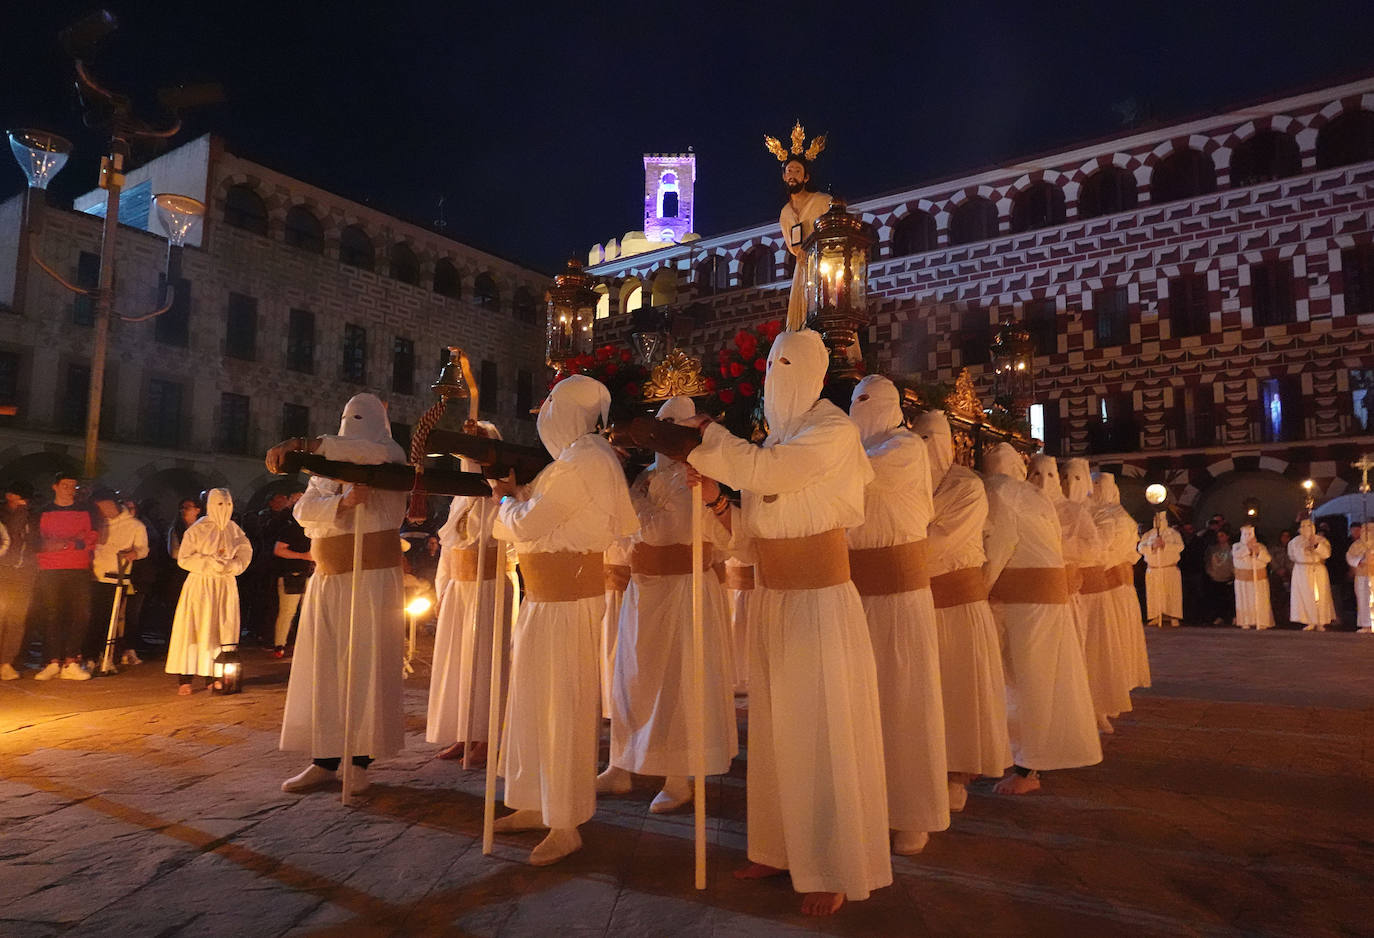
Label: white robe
xmin=983 ymin=476 xmax=1102 ymax=771
xmin=496 ymin=433 xmax=638 ymax=829
xmin=723 ymin=556 xmax=753 ymax=690
xmin=1232 ymin=542 xmax=1274 ymax=629
xmin=279 ymin=470 xmax=407 ymax=760
xmin=689 ymin=401 xmax=892 ymax=901
xmin=601 ymin=535 xmax=633 ymax=717
xmin=165 ymin=514 xmax=251 ymax=677
xmin=1093 ymin=503 xmax=1152 ymax=693
xmin=1062 ymin=499 xmax=1135 ymax=717
xmin=1137 ymin=527 xmax=1184 ymax=621
xmin=1288 ymin=535 xmax=1335 ymax=626
xmin=927 ymin=466 xmax=1012 ymax=778
xmin=1348 ymin=538 xmax=1373 ymax=631
xmin=608 ymin=460 xmax=738 ymax=776
xmin=850 ymin=428 xmax=949 ymax=834
xmin=426 ymin=494 xmax=517 ymax=746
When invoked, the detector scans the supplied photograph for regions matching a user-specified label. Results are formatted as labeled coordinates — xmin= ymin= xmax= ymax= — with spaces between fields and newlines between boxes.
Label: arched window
xmin=433 ymin=258 xmax=461 ymax=298
xmin=624 ymin=284 xmax=643 ymax=313
xmin=695 ymin=256 xmax=730 ymax=294
xmin=1150 ymin=149 xmax=1217 ymax=203
xmin=650 ymin=269 xmax=678 ymax=306
xmin=948 ymin=198 xmax=998 ymax=245
xmin=595 ymin=290 xmax=610 ymax=320
xmin=223 ymin=185 xmax=268 ymax=235
xmin=891 ymin=212 xmax=937 ymax=256
xmin=338 ymin=226 xmax=374 ymax=270
xmin=662 ymin=190 xmax=679 ymax=218
xmin=1230 ymin=131 xmax=1300 ymax=186
xmin=1010 ymin=182 xmax=1066 ymax=233
xmin=389 ymin=242 xmax=419 ymax=285
xmin=474 ymin=272 xmax=500 ymax=309
xmin=283 ymin=205 xmax=323 ymax=252
xmin=739 ymin=248 xmax=773 ymax=287
xmin=1315 ymin=110 xmax=1374 ymax=170
xmin=1078 ymin=167 xmax=1138 ymax=218
xmin=512 ymin=286 xmax=537 ymax=323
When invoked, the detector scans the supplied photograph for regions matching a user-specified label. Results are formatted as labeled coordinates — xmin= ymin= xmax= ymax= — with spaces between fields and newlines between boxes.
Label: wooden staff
xmin=482 ymin=528 xmax=508 ymax=855
xmin=461 ymin=505 xmax=489 ymax=771
xmin=689 ymin=483 xmax=707 ymax=889
xmin=340 ymin=496 xmax=366 ymax=807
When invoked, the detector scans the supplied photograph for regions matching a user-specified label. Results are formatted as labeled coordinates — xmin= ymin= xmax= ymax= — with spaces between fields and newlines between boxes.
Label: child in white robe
xmin=1232 ymin=525 xmax=1274 ymax=630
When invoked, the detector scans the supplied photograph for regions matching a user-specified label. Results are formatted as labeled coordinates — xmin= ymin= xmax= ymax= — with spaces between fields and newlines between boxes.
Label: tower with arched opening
xmin=644 ymin=151 xmax=696 ymax=245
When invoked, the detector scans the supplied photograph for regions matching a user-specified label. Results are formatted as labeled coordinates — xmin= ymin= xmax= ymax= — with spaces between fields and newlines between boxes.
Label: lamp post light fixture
xmin=802 ymin=197 xmax=876 ymax=387
xmin=1145 ymin=483 xmax=1168 ymax=506
xmin=545 ymin=258 xmax=598 ymax=377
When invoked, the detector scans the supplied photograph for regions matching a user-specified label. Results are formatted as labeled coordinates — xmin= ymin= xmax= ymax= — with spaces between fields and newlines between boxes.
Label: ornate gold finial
xmin=642 ymin=349 xmax=710 ymax=401
xmin=764 ymin=120 xmax=827 ymax=162
xmin=945 ymin=368 xmax=983 ymax=421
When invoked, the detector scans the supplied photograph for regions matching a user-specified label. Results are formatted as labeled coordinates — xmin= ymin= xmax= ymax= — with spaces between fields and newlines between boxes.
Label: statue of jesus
xmin=766 ymin=123 xmax=830 ymax=331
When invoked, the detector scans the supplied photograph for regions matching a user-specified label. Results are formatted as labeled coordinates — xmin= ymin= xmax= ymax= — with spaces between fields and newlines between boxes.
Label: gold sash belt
xmin=1079 ymin=565 xmax=1110 ymax=595
xmin=313 ymin=530 xmax=403 ymax=576
xmin=724 ymin=564 xmax=755 ymax=591
xmin=452 ymin=546 xmax=502 ymax=582
xmin=1064 ymin=563 xmax=1083 ymax=594
xmin=754 ymin=529 xmax=850 ymax=591
xmin=931 ymin=567 xmax=988 ymax=609
xmin=848 ymin=539 xmax=930 ymax=596
xmin=1234 ymin=567 xmax=1267 ymax=582
xmin=604 ymin=564 xmax=631 ymax=592
xmin=519 ymin=551 xmax=604 ymax=603
xmin=989 ymin=566 xmax=1069 ymax=605
xmin=713 ymin=561 xmax=726 ymax=584
xmin=629 ymin=542 xmax=715 ymax=577
xmin=1105 ymin=563 xmax=1134 ymax=588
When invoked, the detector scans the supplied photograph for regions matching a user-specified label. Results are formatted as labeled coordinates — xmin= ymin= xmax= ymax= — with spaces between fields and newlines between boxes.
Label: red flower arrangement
xmin=707 ymin=318 xmax=784 ymax=439
xmin=550 ymin=344 xmax=649 ymax=420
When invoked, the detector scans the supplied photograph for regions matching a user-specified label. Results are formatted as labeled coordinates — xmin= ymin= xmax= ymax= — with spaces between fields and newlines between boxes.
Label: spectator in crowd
xmin=87 ymin=489 xmax=150 ymax=667
xmin=411 ymin=534 xmax=442 ymax=593
xmin=0 ymin=481 xmax=34 ymax=680
xmin=1204 ymin=529 xmax=1236 ymax=626
xmin=1270 ymin=529 xmax=1295 ymax=628
xmin=123 ymin=499 xmax=164 ymax=653
xmin=270 ymin=490 xmax=311 ymax=658
xmin=32 ymin=472 xmax=98 ymax=681
xmin=242 ymin=492 xmax=293 ymax=646
xmin=1179 ymin=522 xmax=1207 ymax=624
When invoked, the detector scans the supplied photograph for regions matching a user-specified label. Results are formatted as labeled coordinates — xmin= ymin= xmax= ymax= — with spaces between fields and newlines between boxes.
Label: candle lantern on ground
xmin=212 ymin=644 xmax=243 ymax=695
xmin=802 ymin=197 xmax=876 ymax=389
xmin=546 ymin=258 xmax=598 ymax=377
xmin=991 ymin=317 xmax=1035 ymax=420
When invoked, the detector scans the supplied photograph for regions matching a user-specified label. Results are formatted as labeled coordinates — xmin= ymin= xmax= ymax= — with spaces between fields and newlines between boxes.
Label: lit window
xmin=1029 ymin=403 xmax=1045 ymax=442
xmin=625 ymin=286 xmax=643 ymax=313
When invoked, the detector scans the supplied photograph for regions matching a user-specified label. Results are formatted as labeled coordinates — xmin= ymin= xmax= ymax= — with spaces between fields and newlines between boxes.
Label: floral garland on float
xmin=710 ymin=319 xmax=782 ymax=440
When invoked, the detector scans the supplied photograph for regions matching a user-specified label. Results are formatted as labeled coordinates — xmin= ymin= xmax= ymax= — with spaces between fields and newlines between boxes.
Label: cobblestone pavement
xmin=2 ymin=628 xmax=1372 ymax=937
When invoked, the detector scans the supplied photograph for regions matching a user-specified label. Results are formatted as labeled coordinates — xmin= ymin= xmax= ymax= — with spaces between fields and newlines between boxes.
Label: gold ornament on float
xmin=945 ymin=368 xmax=983 ymax=422
xmin=764 ymin=120 xmax=827 ymax=162
xmin=642 ymin=349 xmax=711 ymax=401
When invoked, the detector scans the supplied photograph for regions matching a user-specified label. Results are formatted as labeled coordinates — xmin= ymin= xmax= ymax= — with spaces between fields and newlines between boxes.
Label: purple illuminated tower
xmin=643 ymin=151 xmax=695 ymax=244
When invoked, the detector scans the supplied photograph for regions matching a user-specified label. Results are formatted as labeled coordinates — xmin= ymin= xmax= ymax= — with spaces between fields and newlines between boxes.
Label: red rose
xmin=720 ymin=364 xmax=731 ymax=378
xmin=595 ymin=346 xmax=612 ymax=361
xmin=620 ymin=349 xmax=633 ymax=363
xmin=753 ymin=357 xmax=766 ymax=372
xmin=703 ymin=377 xmax=717 ymax=392
xmin=719 ymin=388 xmax=736 ymax=404
xmin=729 ymin=361 xmax=744 ymax=378
xmin=623 ymin=382 xmax=639 ymax=397
xmin=718 ymin=348 xmax=731 ymax=364
xmin=739 ymin=382 xmax=755 ymax=397
xmin=604 ymin=362 xmax=618 ymax=376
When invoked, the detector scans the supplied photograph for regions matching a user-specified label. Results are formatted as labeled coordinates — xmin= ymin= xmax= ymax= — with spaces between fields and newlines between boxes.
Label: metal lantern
xmin=546 ymin=258 xmax=598 ymax=374
xmin=212 ymin=644 xmax=243 ymax=695
xmin=802 ymin=197 xmax=876 ymax=381
xmin=990 ymin=317 xmax=1035 ymax=419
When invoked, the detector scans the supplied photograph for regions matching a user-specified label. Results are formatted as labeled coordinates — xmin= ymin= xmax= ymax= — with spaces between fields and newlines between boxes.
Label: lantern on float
xmin=545 ymin=258 xmax=598 ymax=375
xmin=802 ymin=197 xmax=876 ymax=383
xmin=212 ymin=644 xmax=243 ymax=695
xmin=990 ymin=317 xmax=1036 ymax=419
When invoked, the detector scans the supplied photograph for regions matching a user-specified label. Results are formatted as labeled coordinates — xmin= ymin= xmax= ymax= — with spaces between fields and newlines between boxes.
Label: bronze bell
xmin=432 ymin=346 xmax=472 ymax=401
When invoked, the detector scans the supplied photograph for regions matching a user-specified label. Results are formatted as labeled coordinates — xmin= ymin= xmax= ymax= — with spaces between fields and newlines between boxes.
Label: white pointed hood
xmin=1299 ymin=518 xmax=1317 ymax=539
xmin=321 ymin=393 xmax=406 ymax=465
xmin=1239 ymin=524 xmax=1259 ymax=547
xmin=193 ymin=487 xmax=238 ymax=557
xmin=653 ymin=395 xmax=697 ymax=469
xmin=1154 ymin=511 xmax=1169 ymax=533
xmin=763 ymin=329 xmax=828 ymax=440
xmin=849 ymin=375 xmax=903 ymax=447
xmin=984 ymin=442 xmax=1026 ymax=481
xmin=1027 ymin=454 xmax=1065 ymax=502
xmin=912 ymin=410 xmax=954 ymax=488
xmin=538 ymin=375 xmax=609 ymax=458
xmin=1063 ymin=458 xmax=1094 ymax=503
xmin=1093 ymin=471 xmax=1123 ymax=506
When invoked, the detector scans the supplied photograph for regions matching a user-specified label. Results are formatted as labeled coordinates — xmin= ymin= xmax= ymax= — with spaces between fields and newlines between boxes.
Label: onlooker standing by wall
xmin=87 ymin=489 xmax=150 ymax=666
xmin=269 ymin=490 xmax=311 ymax=657
xmin=1204 ymin=529 xmax=1236 ymax=626
xmin=0 ymin=481 xmax=34 ymax=680
xmin=32 ymin=472 xmax=99 ymax=681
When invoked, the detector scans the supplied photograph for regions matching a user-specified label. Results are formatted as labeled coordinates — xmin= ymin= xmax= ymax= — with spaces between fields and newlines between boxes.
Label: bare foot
xmin=437 ymin=741 xmax=465 ymax=760
xmin=994 ymin=772 xmax=1041 ymax=795
xmin=733 ymin=862 xmax=785 ymax=880
xmin=177 ymin=684 xmax=192 ymax=696
xmin=465 ymin=741 xmax=488 ymax=766
xmin=801 ymin=892 xmax=844 ymax=916
xmin=1096 ymin=714 xmax=1115 ymax=735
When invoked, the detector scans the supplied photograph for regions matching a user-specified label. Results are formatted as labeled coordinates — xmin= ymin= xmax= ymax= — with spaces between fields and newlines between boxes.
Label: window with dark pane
xmin=512 ymin=287 xmax=538 ymax=323
xmin=1090 ymin=391 xmax=1138 ymax=453
xmin=1230 ymin=131 xmax=1301 ymax=186
xmin=1315 ymin=110 xmax=1374 ymax=170
xmin=282 ymin=402 xmax=310 ymax=440
xmin=1094 ymin=286 xmax=1131 ymax=347
xmin=223 ymin=185 xmax=268 ymax=235
xmin=480 ymin=359 xmax=498 ymax=413
xmin=1078 ymin=167 xmax=1138 ymax=218
xmin=1173 ymin=384 xmax=1215 ymax=448
xmin=283 ymin=206 xmax=324 ymax=253
xmin=1025 ymin=299 xmax=1058 ymax=355
xmin=342 ymin=324 xmax=367 ymax=384
xmin=287 ymin=308 xmax=315 ymax=373
xmin=1342 ymin=245 xmax=1374 ymax=316
xmin=1150 ymin=149 xmax=1217 ymax=203
xmin=474 ymin=272 xmax=500 ymax=308
xmin=73 ymin=251 xmax=99 ymax=326
xmin=891 ymin=212 xmax=937 ymax=256
xmin=1258 ymin=375 xmax=1304 ymax=443
xmin=339 ymin=226 xmax=374 ymax=270
xmin=739 ymin=248 xmax=772 ymax=287
xmin=218 ymin=392 xmax=251 ymax=454
xmin=949 ymin=198 xmax=999 ymax=245
xmin=959 ymin=308 xmax=991 ymax=365
xmin=392 ymin=336 xmax=415 ymax=395
xmin=516 ymin=368 xmax=533 ymax=418
xmin=0 ymin=350 xmax=20 ymax=410
xmin=144 ymin=378 xmax=183 ymax=447
xmin=154 ymin=276 xmax=191 ymax=347
xmin=1168 ymin=274 xmax=1210 ymax=337
xmin=1250 ymin=260 xmax=1295 ymax=327
xmin=225 ymin=292 xmax=257 ymax=360
xmin=1010 ymin=183 xmax=1066 ymax=233
xmin=60 ymin=364 xmax=90 ymax=434
xmin=390 ymin=243 xmax=420 ymax=285
xmin=433 ymin=259 xmax=461 ymax=298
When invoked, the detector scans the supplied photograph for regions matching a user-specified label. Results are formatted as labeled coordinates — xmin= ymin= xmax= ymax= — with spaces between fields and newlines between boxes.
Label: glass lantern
xmin=990 ymin=317 xmax=1035 ymax=419
xmin=212 ymin=644 xmax=243 ymax=695
xmin=802 ymin=197 xmax=876 ymax=381
xmin=546 ymin=258 xmax=598 ymax=375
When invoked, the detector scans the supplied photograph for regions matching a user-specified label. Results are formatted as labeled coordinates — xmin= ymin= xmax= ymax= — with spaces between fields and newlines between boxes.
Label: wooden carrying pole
xmin=461 ymin=510 xmax=489 ymax=771
xmin=689 ymin=484 xmax=707 ymax=889
xmin=482 ymin=531 xmax=508 ymax=855
xmin=340 ymin=498 xmax=366 ymax=806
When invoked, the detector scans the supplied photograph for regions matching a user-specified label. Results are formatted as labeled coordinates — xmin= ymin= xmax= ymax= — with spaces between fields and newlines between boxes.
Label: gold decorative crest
xmin=944 ymin=368 xmax=983 ymax=421
xmin=764 ymin=120 xmax=827 ymax=162
xmin=642 ymin=349 xmax=710 ymax=401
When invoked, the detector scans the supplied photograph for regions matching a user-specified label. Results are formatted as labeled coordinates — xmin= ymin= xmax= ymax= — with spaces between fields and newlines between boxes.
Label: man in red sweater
xmin=32 ymin=472 xmax=99 ymax=681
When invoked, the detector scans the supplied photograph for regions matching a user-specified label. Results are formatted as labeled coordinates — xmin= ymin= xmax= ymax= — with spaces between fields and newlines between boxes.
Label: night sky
xmin=4 ymin=1 xmax=1374 ymax=273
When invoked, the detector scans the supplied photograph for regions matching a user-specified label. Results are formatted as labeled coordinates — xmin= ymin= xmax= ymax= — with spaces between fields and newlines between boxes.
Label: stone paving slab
xmin=1 ymin=629 xmax=1372 ymax=937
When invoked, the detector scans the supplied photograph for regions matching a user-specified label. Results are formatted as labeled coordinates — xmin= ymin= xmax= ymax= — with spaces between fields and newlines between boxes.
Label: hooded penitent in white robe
xmin=982 ymin=444 xmax=1101 ymax=772
xmin=165 ymin=489 xmax=252 ymax=677
xmin=496 ymin=376 xmax=639 ymax=829
xmin=1232 ymin=525 xmax=1274 ymax=630
xmin=1347 ymin=529 xmax=1374 ymax=632
xmin=1289 ymin=520 xmax=1335 ymax=629
xmin=688 ymin=330 xmax=892 ymax=901
xmin=912 ymin=412 xmax=1011 ymax=780
xmin=848 ymin=376 xmax=949 ymax=836
xmin=1089 ymin=471 xmax=1152 ymax=693
xmin=780 ymin=191 xmax=833 ymax=330
xmin=1028 ymin=457 xmax=1102 ymax=652
xmin=723 ymin=556 xmax=754 ymax=691
xmin=608 ymin=396 xmax=738 ymax=778
xmin=280 ymin=394 xmax=409 ymax=760
xmin=601 ymin=534 xmax=632 ymax=717
xmin=426 ymin=425 xmax=519 ymax=747
xmin=1137 ymin=513 xmax=1183 ymax=623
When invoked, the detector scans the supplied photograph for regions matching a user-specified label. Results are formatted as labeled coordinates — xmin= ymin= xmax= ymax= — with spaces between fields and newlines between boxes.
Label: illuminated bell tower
xmin=643 ymin=151 xmax=695 ymax=245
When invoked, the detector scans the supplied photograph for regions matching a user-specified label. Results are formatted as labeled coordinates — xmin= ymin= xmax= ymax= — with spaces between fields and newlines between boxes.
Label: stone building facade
xmin=0 ymin=135 xmax=547 ymax=515
xmin=587 ymin=77 xmax=1374 ymax=536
